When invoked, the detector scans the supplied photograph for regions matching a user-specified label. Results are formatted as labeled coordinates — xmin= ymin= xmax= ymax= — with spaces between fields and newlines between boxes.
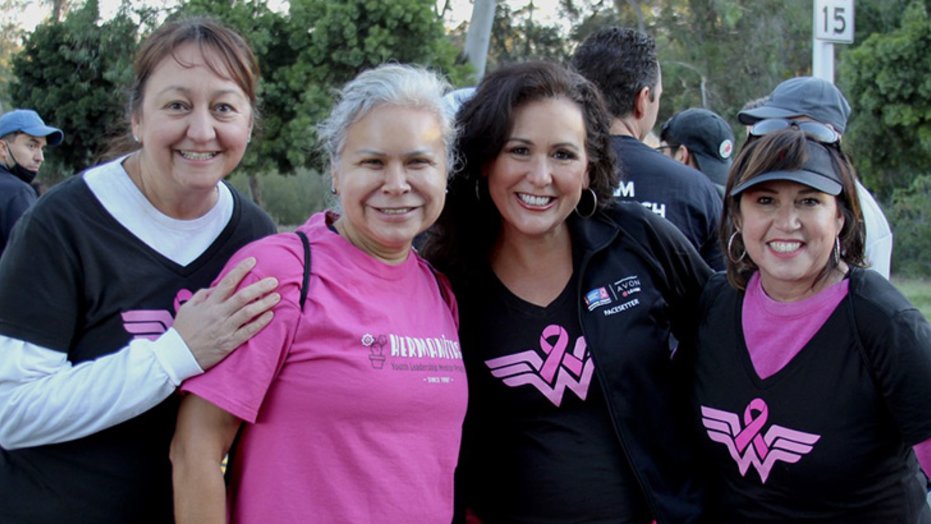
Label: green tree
xmin=889 ymin=173 xmax=931 ymax=277
xmin=274 ymin=0 xmax=470 ymax=172
xmin=841 ymin=1 xmax=931 ymax=199
xmin=0 ymin=0 xmax=37 ymax=110
xmin=485 ymin=1 xmax=571 ymax=68
xmin=9 ymin=0 xmax=144 ymax=185
xmin=173 ymin=0 xmax=470 ymax=206
xmin=559 ymin=0 xmax=811 ymax=138
xmin=0 ymin=25 xmax=22 ymax=110
xmin=650 ymin=0 xmax=811 ymax=131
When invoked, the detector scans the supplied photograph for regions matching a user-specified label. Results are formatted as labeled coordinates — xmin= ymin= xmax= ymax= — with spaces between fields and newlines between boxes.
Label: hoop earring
xmin=834 ymin=236 xmax=841 ymax=266
xmin=726 ymin=231 xmax=747 ymax=263
xmin=474 ymin=178 xmax=481 ymax=201
xmin=574 ymin=188 xmax=597 ymax=219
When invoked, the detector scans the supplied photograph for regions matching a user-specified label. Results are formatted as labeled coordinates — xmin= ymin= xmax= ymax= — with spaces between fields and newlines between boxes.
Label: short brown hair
xmin=104 ymin=17 xmax=259 ymax=159
xmin=129 ymin=17 xmax=258 ymax=116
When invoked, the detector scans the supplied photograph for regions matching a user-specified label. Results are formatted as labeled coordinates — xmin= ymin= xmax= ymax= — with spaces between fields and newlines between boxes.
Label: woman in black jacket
xmin=423 ymin=61 xmax=711 ymax=524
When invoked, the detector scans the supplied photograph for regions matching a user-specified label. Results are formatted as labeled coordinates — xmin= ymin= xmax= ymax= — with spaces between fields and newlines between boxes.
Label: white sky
xmin=7 ymin=0 xmax=565 ymax=33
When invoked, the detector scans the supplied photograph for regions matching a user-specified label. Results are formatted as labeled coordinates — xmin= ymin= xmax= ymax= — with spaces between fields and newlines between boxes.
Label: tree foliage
xmin=10 ymin=0 xmax=469 ymax=189
xmin=841 ymin=1 xmax=931 ymax=199
xmin=172 ymin=0 xmax=470 ymax=178
xmin=6 ymin=0 xmax=930 ymax=254
xmin=889 ymin=174 xmax=931 ymax=277
xmin=9 ymin=0 xmax=143 ymax=184
xmin=485 ymin=1 xmax=571 ymax=68
xmin=0 ymin=0 xmax=29 ymax=110
xmin=558 ymin=0 xmax=811 ymax=135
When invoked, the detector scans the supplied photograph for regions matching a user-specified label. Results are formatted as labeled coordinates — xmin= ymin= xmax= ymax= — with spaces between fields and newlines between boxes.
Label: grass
xmin=892 ymin=275 xmax=931 ymax=322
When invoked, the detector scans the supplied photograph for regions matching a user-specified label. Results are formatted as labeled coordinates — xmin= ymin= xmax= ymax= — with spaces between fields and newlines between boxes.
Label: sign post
xmin=813 ymin=0 xmax=855 ymax=83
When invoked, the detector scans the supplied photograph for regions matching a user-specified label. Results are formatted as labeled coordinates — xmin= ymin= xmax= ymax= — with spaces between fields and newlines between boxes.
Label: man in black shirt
xmin=572 ymin=27 xmax=724 ymax=270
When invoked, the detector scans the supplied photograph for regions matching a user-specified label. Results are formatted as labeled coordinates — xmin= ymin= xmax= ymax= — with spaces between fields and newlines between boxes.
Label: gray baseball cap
xmin=737 ymin=77 xmax=851 ymax=133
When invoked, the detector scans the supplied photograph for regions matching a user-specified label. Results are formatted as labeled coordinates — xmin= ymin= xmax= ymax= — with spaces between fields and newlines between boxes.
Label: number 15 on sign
xmin=815 ymin=0 xmax=854 ymax=44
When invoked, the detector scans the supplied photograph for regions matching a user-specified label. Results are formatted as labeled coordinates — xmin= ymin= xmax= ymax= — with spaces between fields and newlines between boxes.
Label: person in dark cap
xmin=738 ymin=76 xmax=850 ymax=132
xmin=737 ymin=76 xmax=893 ymax=278
xmin=572 ymin=26 xmax=725 ymax=270
xmin=0 ymin=109 xmax=63 ymax=256
xmin=659 ymin=108 xmax=735 ymax=196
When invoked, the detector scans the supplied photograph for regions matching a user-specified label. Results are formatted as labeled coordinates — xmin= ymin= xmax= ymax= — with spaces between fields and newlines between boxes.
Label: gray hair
xmin=317 ymin=63 xmax=458 ymax=174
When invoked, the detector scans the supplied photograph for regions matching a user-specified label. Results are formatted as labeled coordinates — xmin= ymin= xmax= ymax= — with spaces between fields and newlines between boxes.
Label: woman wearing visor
xmin=691 ymin=127 xmax=931 ymax=523
xmin=745 ymin=114 xmax=893 ymax=279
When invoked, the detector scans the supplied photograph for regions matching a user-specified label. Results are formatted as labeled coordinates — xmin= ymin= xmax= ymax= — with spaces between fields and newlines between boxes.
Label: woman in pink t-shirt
xmin=170 ymin=64 xmax=467 ymax=523
xmin=692 ymin=127 xmax=931 ymax=522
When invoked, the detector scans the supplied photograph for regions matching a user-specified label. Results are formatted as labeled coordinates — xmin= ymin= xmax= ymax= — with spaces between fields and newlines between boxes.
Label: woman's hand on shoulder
xmin=173 ymin=257 xmax=280 ymax=370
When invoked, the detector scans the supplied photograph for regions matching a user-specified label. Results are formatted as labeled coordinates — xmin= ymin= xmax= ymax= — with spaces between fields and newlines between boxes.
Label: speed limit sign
xmin=815 ymin=0 xmax=854 ymax=44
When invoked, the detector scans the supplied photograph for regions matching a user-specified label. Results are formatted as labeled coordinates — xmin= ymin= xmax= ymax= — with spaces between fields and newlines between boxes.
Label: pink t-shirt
xmin=742 ymin=271 xmax=849 ymax=379
xmin=182 ymin=211 xmax=468 ymax=523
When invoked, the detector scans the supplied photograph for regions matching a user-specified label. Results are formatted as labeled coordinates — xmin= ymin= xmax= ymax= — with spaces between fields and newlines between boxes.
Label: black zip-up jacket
xmin=455 ymin=202 xmax=712 ymax=523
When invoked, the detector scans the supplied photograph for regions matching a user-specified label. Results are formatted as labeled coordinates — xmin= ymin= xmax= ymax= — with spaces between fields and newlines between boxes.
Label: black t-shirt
xmin=612 ymin=135 xmax=724 ymax=270
xmin=693 ymin=271 xmax=931 ymax=524
xmin=458 ymin=266 xmax=651 ymax=524
xmin=0 ymin=173 xmax=276 ymax=524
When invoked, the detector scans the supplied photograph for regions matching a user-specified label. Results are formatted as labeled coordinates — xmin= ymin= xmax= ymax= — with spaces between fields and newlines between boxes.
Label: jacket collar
xmin=568 ymin=208 xmax=621 ymax=258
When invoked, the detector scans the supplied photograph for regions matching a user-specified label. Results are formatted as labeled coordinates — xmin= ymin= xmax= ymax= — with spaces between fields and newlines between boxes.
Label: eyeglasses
xmin=749 ymin=119 xmax=840 ymax=144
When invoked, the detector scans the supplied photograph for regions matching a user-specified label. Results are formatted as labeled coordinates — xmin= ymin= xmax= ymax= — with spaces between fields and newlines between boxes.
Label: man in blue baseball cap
xmin=0 ymin=109 xmax=63 ymax=257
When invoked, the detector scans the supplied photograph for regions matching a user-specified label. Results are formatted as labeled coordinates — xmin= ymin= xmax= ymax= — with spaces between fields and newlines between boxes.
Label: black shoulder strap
xmin=295 ymin=230 xmax=311 ymax=309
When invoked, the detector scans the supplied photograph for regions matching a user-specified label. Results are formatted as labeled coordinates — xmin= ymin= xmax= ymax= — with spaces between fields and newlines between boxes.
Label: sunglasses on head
xmin=748 ymin=119 xmax=840 ymax=144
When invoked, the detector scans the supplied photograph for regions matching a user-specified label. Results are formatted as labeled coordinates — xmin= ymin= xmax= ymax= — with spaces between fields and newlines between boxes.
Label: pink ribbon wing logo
xmin=484 ymin=324 xmax=593 ymax=407
xmin=120 ymin=310 xmax=174 ymax=341
xmin=120 ymin=289 xmax=193 ymax=341
xmin=701 ymin=398 xmax=821 ymax=483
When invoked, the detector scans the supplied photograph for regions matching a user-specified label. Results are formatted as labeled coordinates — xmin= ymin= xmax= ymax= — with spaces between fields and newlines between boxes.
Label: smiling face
xmin=486 ymin=96 xmax=590 ymax=244
xmin=332 ymin=104 xmax=447 ymax=264
xmin=131 ymin=42 xmax=253 ymax=214
xmin=738 ymin=180 xmax=845 ymax=300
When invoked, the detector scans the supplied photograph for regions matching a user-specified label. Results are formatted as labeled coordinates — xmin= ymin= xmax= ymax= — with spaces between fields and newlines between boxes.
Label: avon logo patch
xmin=701 ymin=398 xmax=821 ymax=483
xmin=485 ymin=324 xmax=593 ymax=407
xmin=584 ymin=275 xmax=643 ymax=316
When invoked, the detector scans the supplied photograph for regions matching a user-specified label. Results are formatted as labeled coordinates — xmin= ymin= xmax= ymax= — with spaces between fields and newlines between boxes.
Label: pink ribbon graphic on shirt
xmin=484 ymin=324 xmax=594 ymax=407
xmin=734 ymin=398 xmax=769 ymax=460
xmin=538 ymin=325 xmax=582 ymax=381
xmin=121 ymin=288 xmax=193 ymax=341
xmin=701 ymin=398 xmax=822 ymax=483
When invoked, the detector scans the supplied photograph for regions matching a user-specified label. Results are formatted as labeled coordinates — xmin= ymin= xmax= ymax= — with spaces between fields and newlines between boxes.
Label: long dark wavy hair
xmin=722 ymin=128 xmax=866 ymax=291
xmin=421 ymin=61 xmax=617 ymax=286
